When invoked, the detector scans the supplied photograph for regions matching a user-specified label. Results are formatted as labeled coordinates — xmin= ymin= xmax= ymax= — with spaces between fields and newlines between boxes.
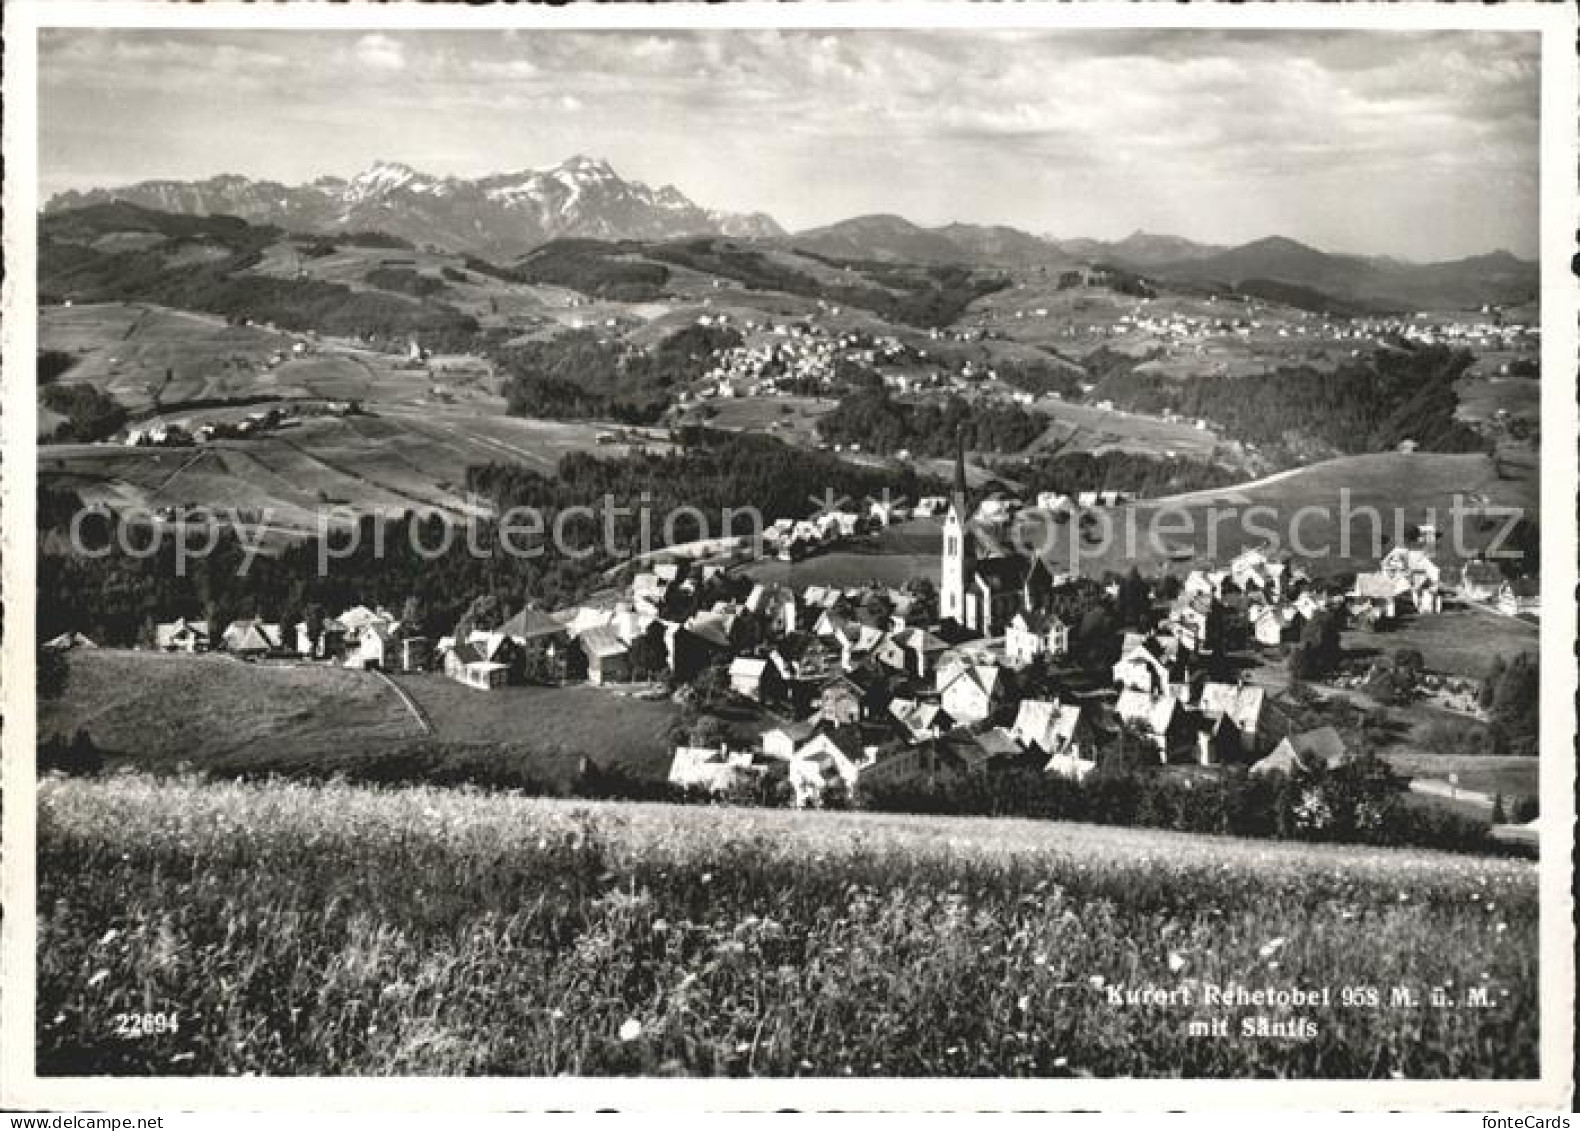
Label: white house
xmin=669 ymin=744 xmax=759 ymax=794
xmin=1009 ymin=700 xmax=1094 ymax=779
xmin=788 ymin=731 xmax=867 ymax=807
xmin=1003 ymin=610 xmax=1069 ymax=668
xmin=154 ymin=617 xmax=210 ymax=653
xmin=937 ymin=662 xmax=1004 ymax=726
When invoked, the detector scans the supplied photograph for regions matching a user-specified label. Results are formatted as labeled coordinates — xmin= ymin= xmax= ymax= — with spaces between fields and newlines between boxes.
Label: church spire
xmin=953 ymin=429 xmax=970 ymax=515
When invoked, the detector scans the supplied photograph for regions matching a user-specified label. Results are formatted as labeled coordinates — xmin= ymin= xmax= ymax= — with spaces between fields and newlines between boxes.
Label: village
xmin=56 ymin=439 xmax=1538 ymax=813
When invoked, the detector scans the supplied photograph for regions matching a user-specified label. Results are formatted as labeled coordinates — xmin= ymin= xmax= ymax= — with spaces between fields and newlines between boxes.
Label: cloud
xmin=353 ymin=34 xmax=406 ymax=72
xmin=35 ymin=27 xmax=1541 ymax=259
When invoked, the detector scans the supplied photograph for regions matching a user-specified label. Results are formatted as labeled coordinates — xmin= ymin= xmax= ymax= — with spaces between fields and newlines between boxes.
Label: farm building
xmin=1252 ymin=727 xmax=1351 ymax=776
xmin=668 ymin=744 xmax=760 ymax=794
xmin=154 ymin=618 xmax=210 ymax=653
xmin=1497 ymin=578 xmax=1541 ymax=617
xmin=579 ymin=626 xmax=632 ymax=686
xmin=43 ymin=631 xmax=97 ymax=651
xmin=443 ymin=642 xmax=509 ymax=691
xmin=221 ymin=619 xmax=286 ymax=658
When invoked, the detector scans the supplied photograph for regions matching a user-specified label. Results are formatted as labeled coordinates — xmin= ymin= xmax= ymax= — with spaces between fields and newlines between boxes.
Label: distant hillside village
xmin=52 ymin=440 xmax=1541 ymax=814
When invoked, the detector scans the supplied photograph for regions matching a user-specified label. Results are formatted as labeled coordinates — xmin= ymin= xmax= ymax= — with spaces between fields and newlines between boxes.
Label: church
xmin=938 ymin=442 xmax=1055 ymax=637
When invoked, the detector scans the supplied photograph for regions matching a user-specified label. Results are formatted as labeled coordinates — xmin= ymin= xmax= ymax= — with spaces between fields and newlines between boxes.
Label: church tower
xmin=940 ymin=433 xmax=975 ymax=628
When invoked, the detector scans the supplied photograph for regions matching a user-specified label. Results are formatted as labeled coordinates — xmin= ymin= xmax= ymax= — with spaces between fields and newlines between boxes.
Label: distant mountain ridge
xmin=47 ymin=162 xmax=1536 ymax=311
xmin=44 ymin=156 xmax=785 ymax=258
xmin=1149 ymin=235 xmax=1538 ymax=313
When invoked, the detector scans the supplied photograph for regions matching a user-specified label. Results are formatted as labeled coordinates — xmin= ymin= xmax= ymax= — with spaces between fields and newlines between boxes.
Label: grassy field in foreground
xmin=39 ymin=776 xmax=1537 ymax=1078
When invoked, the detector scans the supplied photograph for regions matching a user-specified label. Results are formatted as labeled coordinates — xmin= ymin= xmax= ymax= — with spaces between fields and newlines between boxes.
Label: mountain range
xmin=46 ymin=156 xmax=1537 ymax=312
xmin=45 ymin=155 xmax=784 ymax=259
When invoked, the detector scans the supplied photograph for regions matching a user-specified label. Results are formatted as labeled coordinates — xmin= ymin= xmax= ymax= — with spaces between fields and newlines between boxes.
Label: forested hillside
xmin=1093 ymin=344 xmax=1484 ymax=458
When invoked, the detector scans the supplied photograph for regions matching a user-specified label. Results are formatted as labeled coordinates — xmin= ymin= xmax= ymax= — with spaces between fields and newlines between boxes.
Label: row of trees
xmin=816 ymin=389 xmax=1046 ymax=456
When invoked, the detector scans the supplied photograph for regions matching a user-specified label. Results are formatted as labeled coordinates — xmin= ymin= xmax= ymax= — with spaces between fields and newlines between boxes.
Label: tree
xmin=1116 ymin=567 xmax=1150 ymax=628
xmin=1479 ymin=655 xmax=1506 ymax=712
xmin=401 ymin=595 xmax=426 ymax=636
xmin=1488 ymin=652 xmax=1539 ymax=756
xmin=37 ymin=645 xmax=69 ymax=703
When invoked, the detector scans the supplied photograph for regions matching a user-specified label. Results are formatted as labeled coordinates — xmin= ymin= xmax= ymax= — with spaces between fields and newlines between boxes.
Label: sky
xmin=37 ymin=28 xmax=1540 ymax=261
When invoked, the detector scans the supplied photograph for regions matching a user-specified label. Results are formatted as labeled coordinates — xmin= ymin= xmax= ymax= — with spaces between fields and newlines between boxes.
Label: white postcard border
xmin=2 ymin=0 xmax=1574 ymax=1112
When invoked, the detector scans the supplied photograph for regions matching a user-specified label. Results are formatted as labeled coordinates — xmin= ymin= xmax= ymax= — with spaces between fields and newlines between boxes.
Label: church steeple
xmin=952 ymin=430 xmax=970 ymax=516
xmin=940 ymin=429 xmax=976 ymax=630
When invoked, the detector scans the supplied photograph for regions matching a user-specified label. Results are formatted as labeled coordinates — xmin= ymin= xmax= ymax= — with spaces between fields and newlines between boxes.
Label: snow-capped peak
xmin=342 ymin=160 xmax=425 ymax=204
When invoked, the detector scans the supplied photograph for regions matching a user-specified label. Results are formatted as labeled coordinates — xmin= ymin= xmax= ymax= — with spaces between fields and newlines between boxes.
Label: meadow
xmin=38 ymin=775 xmax=1538 ymax=1078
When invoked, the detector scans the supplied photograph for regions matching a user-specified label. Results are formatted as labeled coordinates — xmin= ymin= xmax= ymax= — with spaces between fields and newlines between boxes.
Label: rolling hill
xmin=1151 ymin=236 xmax=1538 ymax=313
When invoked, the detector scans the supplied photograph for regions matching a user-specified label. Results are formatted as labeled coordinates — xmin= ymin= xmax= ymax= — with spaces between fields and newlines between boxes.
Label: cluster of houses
xmin=107 ymin=438 xmax=1540 ymax=811
xmin=146 ymin=605 xmax=432 ymax=671
xmin=122 ymin=401 xmax=357 ymax=449
xmin=688 ymin=315 xmax=914 ymax=400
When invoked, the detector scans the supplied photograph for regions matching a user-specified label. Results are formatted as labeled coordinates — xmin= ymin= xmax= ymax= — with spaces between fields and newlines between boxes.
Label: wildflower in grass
xmin=619 ymin=1018 xmax=643 ymax=1042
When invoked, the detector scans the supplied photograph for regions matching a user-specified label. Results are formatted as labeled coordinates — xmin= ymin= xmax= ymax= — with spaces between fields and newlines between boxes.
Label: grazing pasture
xmin=394 ymin=674 xmax=679 ymax=783
xmin=38 ymin=649 xmax=421 ymax=769
xmin=37 ymin=303 xmax=299 ymax=417
xmin=38 ymin=777 xmax=1537 ymax=1077
xmin=40 ymin=409 xmax=678 ymax=533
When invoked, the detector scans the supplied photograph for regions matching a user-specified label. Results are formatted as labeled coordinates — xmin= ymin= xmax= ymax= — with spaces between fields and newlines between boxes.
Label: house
xmin=816 ymin=674 xmax=867 ymax=727
xmin=1497 ymin=578 xmax=1540 ymax=617
xmin=1248 ymin=603 xmax=1303 ymax=649
xmin=393 ymin=635 xmax=431 ymax=673
xmin=338 ymin=605 xmax=399 ymax=641
xmin=1116 ymin=688 xmax=1190 ymax=760
xmin=914 ymin=495 xmax=949 ymax=518
xmin=43 ymin=631 xmax=97 ymax=651
xmin=760 ymin=720 xmax=817 ymax=762
xmin=1252 ymin=726 xmax=1350 ymax=776
xmin=500 ymin=606 xmax=573 ymax=680
xmin=1457 ymin=559 xmax=1504 ymax=602
xmin=834 ymin=621 xmax=886 ymax=669
xmin=855 ymin=743 xmax=966 ymax=793
xmin=728 ymin=656 xmax=783 ymax=703
xmin=466 ymin=630 xmax=523 ymax=678
xmin=1351 ymin=572 xmax=1408 ymax=622
xmin=1003 ymin=610 xmax=1069 ymax=668
xmin=937 ymin=662 xmax=1005 ymax=726
xmin=579 ymin=626 xmax=632 ymax=685
xmin=1196 ymin=682 xmax=1266 ymax=749
xmin=887 ymin=697 xmax=953 ymax=743
xmin=442 ymin=641 xmax=509 ymax=690
xmin=1009 ymin=699 xmax=1095 ymax=779
xmin=957 ymin=728 xmax=1023 ymax=775
xmin=669 ymin=743 xmax=760 ymax=794
xmin=1379 ymin=546 xmax=1440 ymax=588
xmin=221 ymin=619 xmax=285 ymax=658
xmin=154 ymin=617 xmax=210 ymax=653
xmin=346 ymin=624 xmax=398 ymax=670
xmin=1111 ymin=636 xmax=1177 ymax=696
xmin=295 ymin=616 xmax=348 ymax=660
xmin=788 ymin=729 xmax=867 ymax=806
